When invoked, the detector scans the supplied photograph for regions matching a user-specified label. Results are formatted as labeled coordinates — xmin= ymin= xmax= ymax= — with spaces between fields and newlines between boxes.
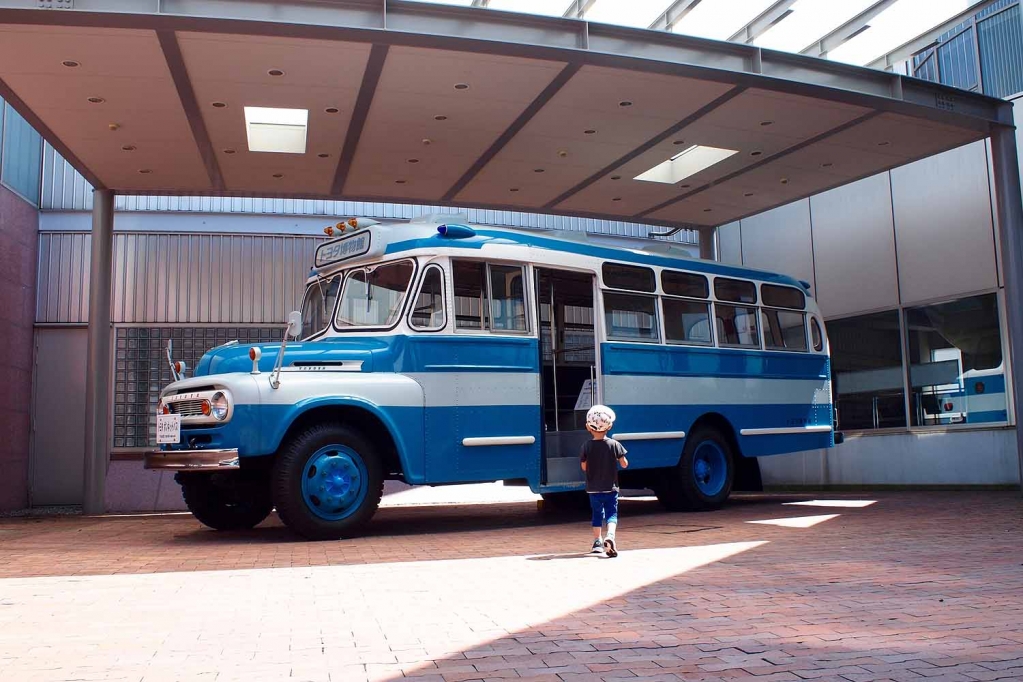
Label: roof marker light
xmin=437 ymin=224 xmax=476 ymax=239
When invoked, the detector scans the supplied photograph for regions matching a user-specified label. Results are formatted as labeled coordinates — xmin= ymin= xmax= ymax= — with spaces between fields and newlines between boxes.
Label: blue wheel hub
xmin=301 ymin=445 xmax=369 ymax=521
xmin=692 ymin=441 xmax=727 ymax=497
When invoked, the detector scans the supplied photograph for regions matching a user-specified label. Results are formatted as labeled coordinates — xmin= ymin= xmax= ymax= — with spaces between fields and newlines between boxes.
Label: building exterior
xmin=2 ymin=0 xmax=1023 ymax=511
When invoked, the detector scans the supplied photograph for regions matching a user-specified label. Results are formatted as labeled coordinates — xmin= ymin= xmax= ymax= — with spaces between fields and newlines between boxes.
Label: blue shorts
xmin=589 ymin=491 xmax=619 ymax=527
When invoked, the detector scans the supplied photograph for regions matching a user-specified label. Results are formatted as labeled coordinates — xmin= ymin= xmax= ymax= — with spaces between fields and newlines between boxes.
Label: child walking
xmin=580 ymin=404 xmax=628 ymax=557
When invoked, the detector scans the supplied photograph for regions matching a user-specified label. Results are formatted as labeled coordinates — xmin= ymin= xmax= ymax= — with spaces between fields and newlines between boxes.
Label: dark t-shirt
xmin=580 ymin=438 xmax=628 ymax=493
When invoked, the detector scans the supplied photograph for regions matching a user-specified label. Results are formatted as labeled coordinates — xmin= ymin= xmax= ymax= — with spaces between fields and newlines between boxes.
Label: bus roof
xmin=310 ymin=219 xmax=808 ymax=291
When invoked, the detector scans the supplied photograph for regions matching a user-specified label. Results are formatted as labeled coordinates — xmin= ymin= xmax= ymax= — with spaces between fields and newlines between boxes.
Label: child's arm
xmin=580 ymin=461 xmax=587 ymax=471
xmin=619 ymin=456 xmax=628 ymax=469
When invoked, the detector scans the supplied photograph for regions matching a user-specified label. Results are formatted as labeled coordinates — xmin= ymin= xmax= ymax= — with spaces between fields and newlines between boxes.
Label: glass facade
xmin=0 ymin=102 xmax=42 ymax=205
xmin=829 ymin=293 xmax=1009 ymax=432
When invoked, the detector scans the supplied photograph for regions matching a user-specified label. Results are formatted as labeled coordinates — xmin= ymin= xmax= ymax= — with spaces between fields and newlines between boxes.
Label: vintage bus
xmin=145 ymin=216 xmax=837 ymax=540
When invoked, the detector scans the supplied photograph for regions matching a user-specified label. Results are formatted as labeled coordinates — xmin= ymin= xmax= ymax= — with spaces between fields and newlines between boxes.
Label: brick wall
xmin=0 ymin=184 xmax=38 ymax=510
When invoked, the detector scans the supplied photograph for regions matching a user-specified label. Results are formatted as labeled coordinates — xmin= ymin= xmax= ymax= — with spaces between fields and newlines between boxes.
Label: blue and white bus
xmin=146 ymin=216 xmax=837 ymax=539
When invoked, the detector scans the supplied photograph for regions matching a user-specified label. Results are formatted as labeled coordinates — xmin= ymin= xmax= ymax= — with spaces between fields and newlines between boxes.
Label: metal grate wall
xmin=37 ymin=232 xmax=320 ymax=325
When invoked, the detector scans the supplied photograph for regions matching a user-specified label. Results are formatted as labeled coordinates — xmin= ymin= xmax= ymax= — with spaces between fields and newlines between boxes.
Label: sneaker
xmin=603 ymin=536 xmax=618 ymax=558
xmin=590 ymin=538 xmax=604 ymax=554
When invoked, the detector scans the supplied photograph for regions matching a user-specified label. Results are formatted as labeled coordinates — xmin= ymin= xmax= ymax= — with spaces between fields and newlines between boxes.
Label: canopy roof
xmin=0 ymin=0 xmax=1009 ymax=229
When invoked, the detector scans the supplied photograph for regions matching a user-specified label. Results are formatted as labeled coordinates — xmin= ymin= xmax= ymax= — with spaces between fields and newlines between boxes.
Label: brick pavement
xmin=0 ymin=491 xmax=1021 ymax=682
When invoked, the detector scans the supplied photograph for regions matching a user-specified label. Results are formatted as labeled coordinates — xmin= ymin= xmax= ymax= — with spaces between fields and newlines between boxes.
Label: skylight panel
xmin=244 ymin=107 xmax=308 ymax=154
xmin=584 ymin=0 xmax=673 ymax=28
xmin=754 ymin=0 xmax=877 ymax=53
xmin=671 ymin=0 xmax=778 ymax=40
xmin=487 ymin=0 xmax=574 ymax=17
xmin=828 ymin=0 xmax=972 ymax=66
xmin=634 ymin=145 xmax=738 ymax=185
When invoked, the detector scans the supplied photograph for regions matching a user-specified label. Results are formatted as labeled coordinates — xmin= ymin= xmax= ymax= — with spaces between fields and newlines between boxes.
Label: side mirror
xmin=286 ymin=310 xmax=303 ymax=339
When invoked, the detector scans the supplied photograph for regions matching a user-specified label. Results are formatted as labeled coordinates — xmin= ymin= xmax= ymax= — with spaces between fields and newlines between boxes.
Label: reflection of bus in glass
xmin=145 ymin=217 xmax=837 ymax=540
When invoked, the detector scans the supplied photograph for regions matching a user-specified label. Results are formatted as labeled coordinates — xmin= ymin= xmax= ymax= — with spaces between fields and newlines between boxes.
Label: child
xmin=580 ymin=404 xmax=628 ymax=557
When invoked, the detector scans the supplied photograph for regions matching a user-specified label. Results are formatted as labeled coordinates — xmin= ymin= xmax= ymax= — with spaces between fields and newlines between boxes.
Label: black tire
xmin=179 ymin=472 xmax=273 ymax=531
xmin=655 ymin=427 xmax=735 ymax=512
xmin=540 ymin=490 xmax=590 ymax=512
xmin=272 ymin=423 xmax=384 ymax=540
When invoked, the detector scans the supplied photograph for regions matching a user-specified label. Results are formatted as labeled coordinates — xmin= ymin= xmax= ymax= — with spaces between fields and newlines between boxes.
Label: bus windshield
xmin=300 ymin=275 xmax=341 ymax=339
xmin=336 ymin=259 xmax=415 ymax=329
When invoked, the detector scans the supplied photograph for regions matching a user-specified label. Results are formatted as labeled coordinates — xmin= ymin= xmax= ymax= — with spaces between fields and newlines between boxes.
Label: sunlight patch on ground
xmin=380 ymin=481 xmax=540 ymax=507
xmin=784 ymin=500 xmax=876 ymax=508
xmin=0 ymin=541 xmax=767 ymax=682
xmin=747 ymin=514 xmax=840 ymax=528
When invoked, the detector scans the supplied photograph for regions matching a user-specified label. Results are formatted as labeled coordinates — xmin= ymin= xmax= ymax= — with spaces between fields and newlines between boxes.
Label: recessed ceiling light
xmin=87 ymin=97 xmax=105 ymax=104
xmin=268 ymin=69 xmax=285 ymax=77
xmin=612 ymin=197 xmax=622 ymax=202
xmin=679 ymin=184 xmax=691 ymax=189
xmin=272 ymin=173 xmax=284 ymax=178
xmin=211 ymin=102 xmax=227 ymax=109
xmin=434 ymin=115 xmax=448 ymax=121
xmin=422 ymin=138 xmax=433 ymax=146
xmin=557 ymin=150 xmax=568 ymax=158
xmin=395 ymin=179 xmax=407 ymax=184
xmin=760 ymin=120 xmax=774 ymax=127
xmin=454 ymin=83 xmax=469 ymax=90
xmin=534 ymin=168 xmax=545 ymax=173
xmin=584 ymin=129 xmax=596 ymax=135
xmin=325 ymin=107 xmax=339 ymax=114
xmin=61 ymin=60 xmax=80 ymax=68
xmin=120 ymin=144 xmax=136 ymax=152
xmin=878 ymin=141 xmax=891 ymax=147
xmin=780 ymin=178 xmax=789 ymax=184
xmin=509 ymin=187 xmax=520 ymax=192
xmin=317 ymin=153 xmax=330 ymax=158
xmin=108 ymin=123 xmax=120 ymax=131
xmin=138 ymin=169 xmax=152 ymax=174
xmin=821 ymin=162 xmax=833 ymax=168
xmin=703 ymin=208 xmax=712 ymax=212
xmin=610 ymin=175 xmax=621 ymax=180
xmin=673 ymin=140 xmax=686 ymax=145
xmin=407 ymin=158 xmax=420 ymax=164
xmin=223 ymin=148 xmax=236 ymax=155
xmin=244 ymin=106 xmax=308 ymax=154
xmin=619 ymin=100 xmax=633 ymax=107
xmin=635 ymin=144 xmax=738 ymax=185
xmin=750 ymin=150 xmax=762 ymax=157
xmin=744 ymin=192 xmax=755 ymax=197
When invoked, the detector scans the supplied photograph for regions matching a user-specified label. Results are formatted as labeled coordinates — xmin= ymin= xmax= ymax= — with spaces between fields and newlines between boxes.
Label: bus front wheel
xmin=272 ymin=424 xmax=384 ymax=540
xmin=656 ymin=427 xmax=734 ymax=511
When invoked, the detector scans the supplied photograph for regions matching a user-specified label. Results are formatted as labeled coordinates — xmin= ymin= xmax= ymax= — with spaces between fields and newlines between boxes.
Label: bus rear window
xmin=714 ymin=278 xmax=756 ymax=303
xmin=662 ymin=270 xmax=709 ymax=298
xmin=762 ymin=284 xmax=806 ymax=310
xmin=602 ymin=263 xmax=655 ymax=292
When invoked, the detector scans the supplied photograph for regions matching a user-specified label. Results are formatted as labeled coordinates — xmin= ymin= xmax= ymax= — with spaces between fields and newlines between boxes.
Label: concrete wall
xmin=0 ymin=184 xmax=38 ymax=510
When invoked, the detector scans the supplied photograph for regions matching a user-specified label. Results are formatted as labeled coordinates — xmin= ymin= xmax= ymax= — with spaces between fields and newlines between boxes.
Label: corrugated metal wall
xmin=979 ymin=3 xmax=1023 ymax=98
xmin=40 ymin=143 xmax=697 ymax=244
xmin=37 ymin=232 xmax=318 ymax=324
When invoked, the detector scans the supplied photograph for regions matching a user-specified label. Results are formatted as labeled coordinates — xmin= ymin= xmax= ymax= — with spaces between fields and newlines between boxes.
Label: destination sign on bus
xmin=315 ymin=231 xmax=371 ymax=268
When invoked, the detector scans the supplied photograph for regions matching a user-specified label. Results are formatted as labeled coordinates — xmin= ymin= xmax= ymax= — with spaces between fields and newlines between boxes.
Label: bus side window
xmin=663 ymin=298 xmax=712 ymax=345
xmin=452 ymin=260 xmax=528 ymax=333
xmin=410 ymin=265 xmax=445 ymax=331
xmin=604 ymin=292 xmax=659 ymax=342
xmin=453 ymin=261 xmax=487 ymax=330
xmin=489 ymin=264 xmax=528 ymax=332
xmin=716 ymin=303 xmax=759 ymax=348
xmin=762 ymin=308 xmax=807 ymax=351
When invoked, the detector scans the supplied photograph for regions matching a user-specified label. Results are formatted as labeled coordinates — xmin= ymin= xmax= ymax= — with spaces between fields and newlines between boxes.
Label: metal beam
xmin=563 ymin=0 xmax=596 ymax=19
xmin=83 ymin=188 xmax=114 ymax=516
xmin=866 ymin=0 xmax=999 ymax=71
xmin=989 ymin=121 xmax=1023 ymax=494
xmin=332 ymin=43 xmax=389 ymax=196
xmin=799 ymin=0 xmax=898 ymax=58
xmin=157 ymin=30 xmax=224 ymax=191
xmin=443 ymin=62 xmax=582 ymax=202
xmin=728 ymin=0 xmax=798 ymax=44
xmin=648 ymin=0 xmax=703 ymax=31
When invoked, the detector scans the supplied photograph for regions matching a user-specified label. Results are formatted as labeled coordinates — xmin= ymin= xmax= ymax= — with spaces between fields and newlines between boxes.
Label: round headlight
xmin=210 ymin=392 xmax=229 ymax=421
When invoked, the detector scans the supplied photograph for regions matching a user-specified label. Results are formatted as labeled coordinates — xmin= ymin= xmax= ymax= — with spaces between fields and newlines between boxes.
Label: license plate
xmin=156 ymin=414 xmax=181 ymax=444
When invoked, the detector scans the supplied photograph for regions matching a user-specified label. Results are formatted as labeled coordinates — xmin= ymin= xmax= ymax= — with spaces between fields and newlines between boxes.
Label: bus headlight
xmin=210 ymin=392 xmax=229 ymax=421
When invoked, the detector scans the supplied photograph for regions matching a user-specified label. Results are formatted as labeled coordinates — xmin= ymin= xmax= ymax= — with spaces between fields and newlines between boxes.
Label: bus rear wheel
xmin=272 ymin=424 xmax=384 ymax=540
xmin=178 ymin=471 xmax=273 ymax=531
xmin=656 ymin=427 xmax=734 ymax=511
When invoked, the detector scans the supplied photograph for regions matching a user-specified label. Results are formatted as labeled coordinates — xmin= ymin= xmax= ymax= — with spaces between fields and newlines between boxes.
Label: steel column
xmin=989 ymin=125 xmax=1023 ymax=493
xmin=698 ymin=227 xmax=716 ymax=260
xmin=83 ymin=189 xmax=114 ymax=514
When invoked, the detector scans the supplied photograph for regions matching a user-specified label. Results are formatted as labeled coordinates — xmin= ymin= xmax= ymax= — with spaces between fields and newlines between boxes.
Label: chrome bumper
xmin=144 ymin=448 xmax=240 ymax=471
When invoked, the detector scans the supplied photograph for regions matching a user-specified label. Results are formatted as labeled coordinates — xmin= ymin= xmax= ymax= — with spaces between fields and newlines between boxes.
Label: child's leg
xmin=605 ymin=492 xmax=620 ymax=540
xmin=588 ymin=494 xmax=604 ymax=539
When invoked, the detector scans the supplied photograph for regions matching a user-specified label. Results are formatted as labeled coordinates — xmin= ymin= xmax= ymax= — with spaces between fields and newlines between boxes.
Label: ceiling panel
xmin=342 ymin=46 xmax=567 ymax=201
xmin=455 ymin=66 xmax=735 ymax=208
xmin=179 ymin=33 xmax=373 ymax=196
xmin=0 ymin=24 xmax=209 ymax=192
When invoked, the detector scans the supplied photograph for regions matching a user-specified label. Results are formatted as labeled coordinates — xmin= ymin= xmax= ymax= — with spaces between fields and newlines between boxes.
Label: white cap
xmin=585 ymin=404 xmax=616 ymax=432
